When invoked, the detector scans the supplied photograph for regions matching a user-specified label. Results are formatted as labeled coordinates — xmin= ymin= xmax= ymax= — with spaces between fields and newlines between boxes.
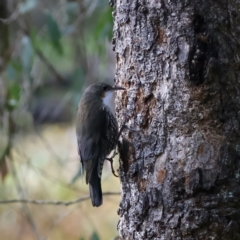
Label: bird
xmin=76 ymin=82 xmax=125 ymax=207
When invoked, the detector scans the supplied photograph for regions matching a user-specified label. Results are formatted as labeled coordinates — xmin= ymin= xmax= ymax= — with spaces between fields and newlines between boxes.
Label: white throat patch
xmin=103 ymin=91 xmax=115 ymax=114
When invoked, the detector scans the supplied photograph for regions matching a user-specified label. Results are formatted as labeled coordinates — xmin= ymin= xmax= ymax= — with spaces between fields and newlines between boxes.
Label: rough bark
xmin=113 ymin=0 xmax=240 ymax=239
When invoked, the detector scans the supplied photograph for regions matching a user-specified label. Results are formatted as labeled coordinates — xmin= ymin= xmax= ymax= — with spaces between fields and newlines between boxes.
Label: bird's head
xmin=83 ymin=82 xmax=125 ymax=113
xmin=85 ymin=82 xmax=125 ymax=97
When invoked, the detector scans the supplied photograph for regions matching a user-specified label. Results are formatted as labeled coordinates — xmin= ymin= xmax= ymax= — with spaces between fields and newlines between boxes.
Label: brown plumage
xmin=76 ymin=83 xmax=125 ymax=207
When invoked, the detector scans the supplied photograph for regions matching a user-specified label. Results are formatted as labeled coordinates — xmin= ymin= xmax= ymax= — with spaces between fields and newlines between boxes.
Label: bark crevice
xmin=113 ymin=0 xmax=240 ymax=239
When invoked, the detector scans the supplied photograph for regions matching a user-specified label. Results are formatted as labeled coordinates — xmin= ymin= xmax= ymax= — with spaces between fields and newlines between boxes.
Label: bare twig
xmin=35 ymin=49 xmax=67 ymax=84
xmin=33 ymin=126 xmax=62 ymax=164
xmin=14 ymin=147 xmax=81 ymax=193
xmin=0 ymin=7 xmax=19 ymax=24
xmin=0 ymin=192 xmax=121 ymax=206
xmin=7 ymin=153 xmax=42 ymax=240
xmin=17 ymin=19 xmax=68 ymax=85
xmin=44 ymin=209 xmax=75 ymax=240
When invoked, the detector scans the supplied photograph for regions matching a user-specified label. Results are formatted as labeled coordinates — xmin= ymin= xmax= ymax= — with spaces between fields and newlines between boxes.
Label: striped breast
xmin=97 ymin=106 xmax=118 ymax=178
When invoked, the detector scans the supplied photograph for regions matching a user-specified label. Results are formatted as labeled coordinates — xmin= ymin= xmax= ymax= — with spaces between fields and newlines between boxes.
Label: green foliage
xmin=77 ymin=231 xmax=101 ymax=240
xmin=20 ymin=36 xmax=34 ymax=75
xmin=6 ymin=60 xmax=22 ymax=81
xmin=46 ymin=14 xmax=63 ymax=55
xmin=66 ymin=2 xmax=80 ymax=23
xmin=6 ymin=83 xmax=21 ymax=111
xmin=93 ymin=6 xmax=113 ymax=41
xmin=29 ymin=28 xmax=38 ymax=50
xmin=90 ymin=232 xmax=100 ymax=240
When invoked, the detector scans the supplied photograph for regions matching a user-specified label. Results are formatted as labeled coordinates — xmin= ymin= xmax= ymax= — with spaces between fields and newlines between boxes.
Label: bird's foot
xmin=105 ymin=157 xmax=119 ymax=177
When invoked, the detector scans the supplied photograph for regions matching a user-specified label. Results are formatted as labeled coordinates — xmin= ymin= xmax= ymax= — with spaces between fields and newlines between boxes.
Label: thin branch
xmin=44 ymin=209 xmax=75 ymax=240
xmin=0 ymin=7 xmax=19 ymax=24
xmin=35 ymin=49 xmax=67 ymax=84
xmin=33 ymin=126 xmax=62 ymax=164
xmin=0 ymin=192 xmax=121 ymax=206
xmin=17 ymin=24 xmax=68 ymax=85
xmin=7 ymin=153 xmax=42 ymax=240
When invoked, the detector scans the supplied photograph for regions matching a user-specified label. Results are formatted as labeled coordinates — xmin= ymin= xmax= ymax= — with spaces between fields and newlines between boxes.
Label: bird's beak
xmin=112 ymin=86 xmax=126 ymax=91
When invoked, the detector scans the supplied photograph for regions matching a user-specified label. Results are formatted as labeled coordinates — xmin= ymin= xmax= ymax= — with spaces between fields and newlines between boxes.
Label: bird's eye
xmin=103 ymin=85 xmax=108 ymax=91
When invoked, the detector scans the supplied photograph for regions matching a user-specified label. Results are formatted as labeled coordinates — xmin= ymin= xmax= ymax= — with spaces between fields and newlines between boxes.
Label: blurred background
xmin=0 ymin=0 xmax=120 ymax=239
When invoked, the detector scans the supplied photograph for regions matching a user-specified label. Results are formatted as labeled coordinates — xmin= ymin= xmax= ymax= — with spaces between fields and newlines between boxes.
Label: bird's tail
xmin=89 ymin=167 xmax=102 ymax=207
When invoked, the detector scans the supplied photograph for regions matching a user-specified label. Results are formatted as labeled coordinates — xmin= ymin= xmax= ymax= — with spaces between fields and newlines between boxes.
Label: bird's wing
xmin=77 ymin=105 xmax=108 ymax=183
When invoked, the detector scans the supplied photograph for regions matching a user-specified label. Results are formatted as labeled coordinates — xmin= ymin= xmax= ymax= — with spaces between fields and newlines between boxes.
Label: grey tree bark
xmin=112 ymin=0 xmax=240 ymax=239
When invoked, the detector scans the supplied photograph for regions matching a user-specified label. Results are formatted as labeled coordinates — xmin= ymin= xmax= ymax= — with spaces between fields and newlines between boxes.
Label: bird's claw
xmin=105 ymin=156 xmax=119 ymax=178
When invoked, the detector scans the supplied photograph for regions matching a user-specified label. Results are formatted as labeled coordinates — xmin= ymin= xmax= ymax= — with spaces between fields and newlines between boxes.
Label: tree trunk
xmin=112 ymin=0 xmax=240 ymax=239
